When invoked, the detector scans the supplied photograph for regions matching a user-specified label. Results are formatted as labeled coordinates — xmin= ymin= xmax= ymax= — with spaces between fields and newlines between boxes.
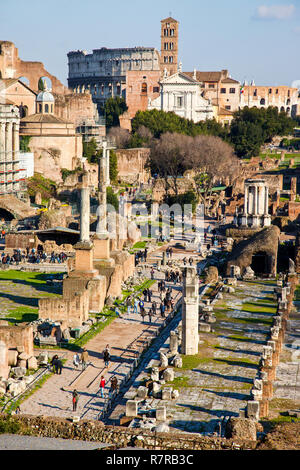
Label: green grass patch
xmin=166 ymin=376 xmax=191 ymax=390
xmin=241 ymin=302 xmax=277 ymax=315
xmin=4 ymin=306 xmax=38 ymax=324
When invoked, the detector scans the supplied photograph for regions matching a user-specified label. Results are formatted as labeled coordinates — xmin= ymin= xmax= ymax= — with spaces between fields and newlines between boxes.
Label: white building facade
xmin=148 ymin=69 xmax=214 ymax=122
xmin=0 ymin=100 xmax=21 ymax=195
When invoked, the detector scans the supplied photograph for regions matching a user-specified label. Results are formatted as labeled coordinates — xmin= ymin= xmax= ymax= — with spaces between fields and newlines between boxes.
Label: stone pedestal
xmin=93 ymin=234 xmax=110 ymax=260
xmin=126 ymin=400 xmax=138 ymax=417
xmin=156 ymin=406 xmax=166 ymax=421
xmin=71 ymin=241 xmax=99 ymax=278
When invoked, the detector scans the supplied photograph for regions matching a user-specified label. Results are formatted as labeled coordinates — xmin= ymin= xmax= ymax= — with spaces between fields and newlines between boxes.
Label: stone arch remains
xmin=18 ymin=76 xmax=30 ymax=87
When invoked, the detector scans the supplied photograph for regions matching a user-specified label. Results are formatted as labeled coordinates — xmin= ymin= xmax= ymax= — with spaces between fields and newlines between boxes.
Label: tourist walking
xmin=103 ymin=345 xmax=110 ymax=368
xmin=81 ymin=348 xmax=89 ymax=371
xmin=99 ymin=376 xmax=106 ymax=398
xmin=72 ymin=389 xmax=79 ymax=411
xmin=126 ymin=296 xmax=132 ymax=315
xmin=109 ymin=376 xmax=118 ymax=398
xmin=147 ymin=288 xmax=152 ymax=303
xmin=160 ymin=302 xmax=166 ymax=318
xmin=140 ymin=305 xmax=146 ymax=323
xmin=51 ymin=354 xmax=59 ymax=373
xmin=151 ymin=267 xmax=155 ymax=280
xmin=56 ymin=359 xmax=63 ymax=375
xmin=73 ymin=353 xmax=80 ymax=370
xmin=133 ymin=298 xmax=139 ymax=314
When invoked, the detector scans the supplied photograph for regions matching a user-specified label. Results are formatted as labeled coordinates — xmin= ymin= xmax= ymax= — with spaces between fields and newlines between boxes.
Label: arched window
xmin=260 ymin=98 xmax=265 ymax=106
xmin=141 ymin=82 xmax=147 ymax=94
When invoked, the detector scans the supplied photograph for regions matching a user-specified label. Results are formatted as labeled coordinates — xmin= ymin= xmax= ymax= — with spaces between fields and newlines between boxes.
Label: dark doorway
xmin=251 ymin=251 xmax=268 ymax=275
xmin=0 ymin=209 xmax=15 ymax=221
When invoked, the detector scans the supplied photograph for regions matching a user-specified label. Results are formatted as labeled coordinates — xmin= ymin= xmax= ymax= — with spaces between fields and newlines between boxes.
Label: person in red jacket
xmin=99 ymin=375 xmax=106 ymax=398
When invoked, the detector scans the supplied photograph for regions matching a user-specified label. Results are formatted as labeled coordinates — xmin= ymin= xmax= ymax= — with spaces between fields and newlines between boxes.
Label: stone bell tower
xmin=160 ymin=16 xmax=179 ymax=77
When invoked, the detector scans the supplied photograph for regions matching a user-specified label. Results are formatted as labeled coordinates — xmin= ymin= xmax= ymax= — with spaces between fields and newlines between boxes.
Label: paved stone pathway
xmin=106 ymin=280 xmax=278 ymax=434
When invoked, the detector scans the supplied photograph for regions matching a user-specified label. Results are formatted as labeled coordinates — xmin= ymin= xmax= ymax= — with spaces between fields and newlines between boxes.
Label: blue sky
xmin=1 ymin=0 xmax=300 ymax=87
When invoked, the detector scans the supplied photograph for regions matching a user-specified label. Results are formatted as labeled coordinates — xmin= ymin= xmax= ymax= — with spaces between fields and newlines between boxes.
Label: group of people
xmin=0 ymin=248 xmax=68 ymax=265
xmin=134 ymin=248 xmax=148 ymax=265
xmin=50 ymin=355 xmax=63 ymax=374
xmin=165 ymin=269 xmax=182 ymax=284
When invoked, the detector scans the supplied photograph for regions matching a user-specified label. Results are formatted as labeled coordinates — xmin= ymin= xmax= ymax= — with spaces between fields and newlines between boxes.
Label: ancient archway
xmin=250 ymin=251 xmax=269 ymax=275
xmin=0 ymin=208 xmax=15 ymax=222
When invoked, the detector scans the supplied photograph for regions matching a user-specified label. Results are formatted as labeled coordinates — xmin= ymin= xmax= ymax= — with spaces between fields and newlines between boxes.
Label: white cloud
xmin=255 ymin=4 xmax=295 ymax=20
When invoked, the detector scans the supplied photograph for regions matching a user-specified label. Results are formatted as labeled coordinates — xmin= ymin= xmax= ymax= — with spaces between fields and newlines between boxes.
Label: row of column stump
xmin=247 ymin=274 xmax=298 ymax=420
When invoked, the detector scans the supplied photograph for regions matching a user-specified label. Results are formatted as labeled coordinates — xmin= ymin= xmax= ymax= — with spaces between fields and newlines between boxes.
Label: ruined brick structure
xmin=115 ymin=147 xmax=151 ymax=184
xmin=0 ymin=323 xmax=34 ymax=358
xmin=67 ymin=46 xmax=161 ymax=114
xmin=240 ymin=84 xmax=299 ymax=118
xmin=0 ymin=41 xmax=96 ymax=127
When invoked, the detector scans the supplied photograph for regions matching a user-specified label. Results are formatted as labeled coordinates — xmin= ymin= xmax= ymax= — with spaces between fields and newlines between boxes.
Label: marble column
xmin=254 ymin=185 xmax=258 ymax=215
xmin=12 ymin=123 xmax=19 ymax=161
xmin=80 ymin=185 xmax=90 ymax=243
xmin=244 ymin=185 xmax=248 ymax=215
xmin=5 ymin=121 xmax=12 ymax=163
xmin=264 ymin=186 xmax=269 ymax=214
xmin=0 ymin=122 xmax=5 ymax=163
xmin=182 ymin=266 xmax=199 ymax=356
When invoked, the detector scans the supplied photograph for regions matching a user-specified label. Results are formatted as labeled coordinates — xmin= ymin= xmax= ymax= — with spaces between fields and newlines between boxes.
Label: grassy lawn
xmin=4 ymin=306 xmax=38 ymax=324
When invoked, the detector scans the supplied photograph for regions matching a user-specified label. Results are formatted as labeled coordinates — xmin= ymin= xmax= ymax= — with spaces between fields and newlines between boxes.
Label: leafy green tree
xmin=109 ymin=149 xmax=118 ymax=183
xmin=131 ymin=109 xmax=228 ymax=140
xmin=38 ymin=78 xmax=45 ymax=91
xmin=229 ymin=106 xmax=296 ymax=157
xmin=101 ymin=97 xmax=128 ymax=128
xmin=19 ymin=135 xmax=31 ymax=152
xmin=106 ymin=186 xmax=119 ymax=211
xmin=230 ymin=120 xmax=263 ymax=158
xmin=82 ymin=138 xmax=99 ymax=163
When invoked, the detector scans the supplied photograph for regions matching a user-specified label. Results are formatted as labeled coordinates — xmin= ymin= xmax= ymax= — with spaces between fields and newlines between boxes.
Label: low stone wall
xmin=0 ymin=414 xmax=257 ymax=450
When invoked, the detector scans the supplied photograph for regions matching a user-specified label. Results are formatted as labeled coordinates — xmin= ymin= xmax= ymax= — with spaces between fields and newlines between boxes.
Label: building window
xmin=225 ymin=105 xmax=231 ymax=110
xmin=177 ymin=96 xmax=183 ymax=107
xmin=141 ymin=82 xmax=147 ymax=94
xmin=260 ymin=98 xmax=265 ymax=105
xmin=45 ymin=104 xmax=49 ymax=113
xmin=208 ymin=84 xmax=215 ymax=89
xmin=221 ymin=88 xmax=226 ymax=94
xmin=288 ymin=90 xmax=290 ymax=97
xmin=39 ymin=104 xmax=42 ymax=113
xmin=229 ymin=88 xmax=236 ymax=94
xmin=166 ymin=23 xmax=170 ymax=28
xmin=169 ymin=56 xmax=173 ymax=63
xmin=164 ymin=56 xmax=168 ymax=63
xmin=117 ymin=85 xmax=121 ymax=95
xmin=269 ymin=88 xmax=272 ymax=94
xmin=170 ymin=42 xmax=174 ymax=50
xmin=99 ymin=61 xmax=103 ymax=67
xmin=276 ymin=89 xmax=279 ymax=94
xmin=153 ymin=86 xmax=159 ymax=93
xmin=254 ymin=89 xmax=257 ymax=96
xmin=164 ymin=29 xmax=168 ymax=37
xmin=164 ymin=43 xmax=168 ymax=50
xmin=170 ymin=29 xmax=175 ymax=36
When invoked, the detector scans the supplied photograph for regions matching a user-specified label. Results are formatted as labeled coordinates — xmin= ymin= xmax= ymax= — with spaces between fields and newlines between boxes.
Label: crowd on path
xmin=0 ymin=248 xmax=68 ymax=265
